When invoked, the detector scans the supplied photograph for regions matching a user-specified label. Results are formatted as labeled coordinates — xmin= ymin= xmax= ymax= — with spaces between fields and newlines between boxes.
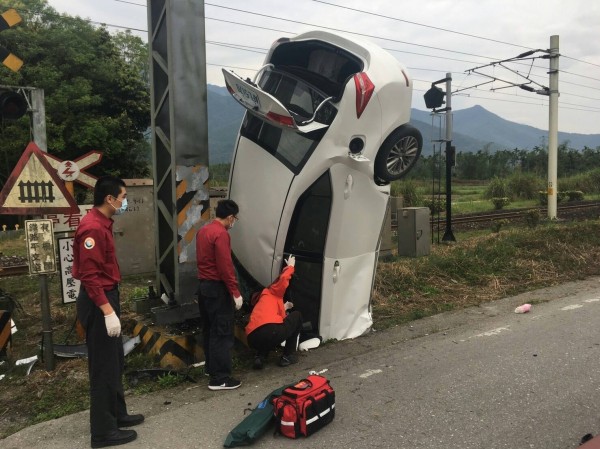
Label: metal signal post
xmin=423 ymin=73 xmax=456 ymax=242
xmin=442 ymin=73 xmax=456 ymax=242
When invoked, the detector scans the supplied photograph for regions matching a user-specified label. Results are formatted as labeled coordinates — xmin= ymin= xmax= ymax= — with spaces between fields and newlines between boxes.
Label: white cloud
xmin=45 ymin=0 xmax=600 ymax=136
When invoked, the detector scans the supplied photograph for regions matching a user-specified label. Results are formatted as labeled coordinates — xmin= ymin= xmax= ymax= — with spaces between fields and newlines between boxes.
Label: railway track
xmin=1 ymin=203 xmax=598 ymax=277
xmin=0 ymin=264 xmax=29 ymax=277
xmin=392 ymin=201 xmax=600 ymax=231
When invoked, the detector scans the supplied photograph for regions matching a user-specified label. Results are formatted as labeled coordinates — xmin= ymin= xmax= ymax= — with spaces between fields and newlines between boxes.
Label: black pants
xmin=76 ymin=286 xmax=127 ymax=437
xmin=247 ymin=310 xmax=303 ymax=357
xmin=198 ymin=280 xmax=234 ymax=382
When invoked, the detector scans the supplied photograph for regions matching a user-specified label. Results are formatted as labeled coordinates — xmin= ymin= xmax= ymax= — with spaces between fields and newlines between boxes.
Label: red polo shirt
xmin=73 ymin=207 xmax=121 ymax=307
xmin=196 ymin=220 xmax=240 ymax=298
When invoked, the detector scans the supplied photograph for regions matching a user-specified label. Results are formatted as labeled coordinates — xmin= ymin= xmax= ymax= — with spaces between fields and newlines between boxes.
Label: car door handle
xmin=333 ymin=261 xmax=340 ymax=283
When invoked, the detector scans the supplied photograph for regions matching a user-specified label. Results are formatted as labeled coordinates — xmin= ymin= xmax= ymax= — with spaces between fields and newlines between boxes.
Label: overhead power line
xmin=105 ymin=0 xmax=600 ymax=87
xmin=205 ymin=3 xmax=500 ymax=61
xmin=310 ymin=0 xmax=531 ymax=50
xmin=563 ymin=55 xmax=600 ymax=69
xmin=9 ymin=1 xmax=599 ymax=115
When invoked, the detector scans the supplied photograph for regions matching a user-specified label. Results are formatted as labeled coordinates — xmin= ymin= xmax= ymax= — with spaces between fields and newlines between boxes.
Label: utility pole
xmin=31 ymin=87 xmax=55 ymax=371
xmin=547 ymin=35 xmax=559 ymax=219
xmin=147 ymin=0 xmax=211 ymax=324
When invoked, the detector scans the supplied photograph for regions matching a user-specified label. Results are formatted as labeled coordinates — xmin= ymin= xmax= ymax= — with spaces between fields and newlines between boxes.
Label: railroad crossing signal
xmin=58 ymin=160 xmax=80 ymax=182
xmin=424 ymin=85 xmax=446 ymax=109
xmin=0 ymin=9 xmax=23 ymax=72
xmin=43 ymin=150 xmax=102 ymax=189
xmin=0 ymin=88 xmax=27 ymax=119
xmin=0 ymin=141 xmax=79 ymax=214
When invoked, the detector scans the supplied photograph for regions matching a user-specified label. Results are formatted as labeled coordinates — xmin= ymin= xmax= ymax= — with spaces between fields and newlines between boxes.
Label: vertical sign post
xmin=24 ymin=219 xmax=56 ymax=370
xmin=57 ymin=237 xmax=80 ymax=304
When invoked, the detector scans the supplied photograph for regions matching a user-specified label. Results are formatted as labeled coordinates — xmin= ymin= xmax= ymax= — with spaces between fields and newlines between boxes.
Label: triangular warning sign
xmin=0 ymin=142 xmax=79 ymax=214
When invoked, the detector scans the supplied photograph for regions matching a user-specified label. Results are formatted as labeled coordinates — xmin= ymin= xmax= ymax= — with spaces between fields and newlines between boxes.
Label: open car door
xmin=222 ymin=68 xmax=330 ymax=134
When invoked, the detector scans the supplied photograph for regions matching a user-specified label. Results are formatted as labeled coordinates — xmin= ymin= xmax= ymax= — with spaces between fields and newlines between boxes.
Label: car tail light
xmin=354 ymin=72 xmax=375 ymax=119
xmin=266 ymin=111 xmax=294 ymax=127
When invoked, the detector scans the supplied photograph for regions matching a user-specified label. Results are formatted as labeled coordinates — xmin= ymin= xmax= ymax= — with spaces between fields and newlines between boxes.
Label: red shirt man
xmin=196 ymin=199 xmax=243 ymax=391
xmin=196 ymin=220 xmax=240 ymax=299
xmin=73 ymin=207 xmax=121 ymax=307
xmin=73 ymin=176 xmax=143 ymax=447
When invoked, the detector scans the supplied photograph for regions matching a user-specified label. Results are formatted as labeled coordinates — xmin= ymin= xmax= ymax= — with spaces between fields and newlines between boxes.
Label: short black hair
xmin=215 ymin=199 xmax=239 ymax=219
xmin=94 ymin=176 xmax=126 ymax=206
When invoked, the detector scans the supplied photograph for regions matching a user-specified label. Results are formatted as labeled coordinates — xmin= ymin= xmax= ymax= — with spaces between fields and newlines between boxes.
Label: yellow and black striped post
xmin=133 ymin=322 xmax=204 ymax=369
xmin=0 ymin=310 xmax=11 ymax=355
xmin=0 ymin=9 xmax=23 ymax=72
xmin=176 ymin=165 xmax=211 ymax=259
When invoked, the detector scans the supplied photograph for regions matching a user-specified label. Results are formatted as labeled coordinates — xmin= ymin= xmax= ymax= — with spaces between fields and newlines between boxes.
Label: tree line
xmin=406 ymin=144 xmax=600 ymax=181
xmin=0 ymin=0 xmax=150 ymax=197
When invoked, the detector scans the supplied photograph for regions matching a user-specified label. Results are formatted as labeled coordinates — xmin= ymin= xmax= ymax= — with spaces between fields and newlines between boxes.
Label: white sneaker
xmin=299 ymin=337 xmax=321 ymax=351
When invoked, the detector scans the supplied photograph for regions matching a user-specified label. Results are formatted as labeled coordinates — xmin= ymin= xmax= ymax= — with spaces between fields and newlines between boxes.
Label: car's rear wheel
xmin=374 ymin=125 xmax=423 ymax=182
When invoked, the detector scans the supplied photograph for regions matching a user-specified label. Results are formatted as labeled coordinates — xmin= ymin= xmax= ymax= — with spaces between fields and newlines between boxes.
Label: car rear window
xmin=240 ymin=69 xmax=338 ymax=174
xmin=269 ymin=40 xmax=363 ymax=100
xmin=259 ymin=69 xmax=337 ymax=125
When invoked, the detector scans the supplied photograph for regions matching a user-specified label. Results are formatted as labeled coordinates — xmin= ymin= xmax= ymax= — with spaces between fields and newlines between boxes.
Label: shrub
xmin=524 ymin=209 xmax=541 ymax=228
xmin=490 ymin=219 xmax=509 ymax=233
xmin=560 ymin=168 xmax=600 ymax=194
xmin=538 ymin=190 xmax=547 ymax=205
xmin=485 ymin=177 xmax=511 ymax=200
xmin=565 ymin=190 xmax=584 ymax=202
xmin=422 ymin=197 xmax=446 ymax=214
xmin=507 ymin=173 xmax=544 ymax=200
xmin=491 ymin=197 xmax=510 ymax=210
xmin=393 ymin=181 xmax=420 ymax=207
xmin=585 ymin=167 xmax=600 ymax=193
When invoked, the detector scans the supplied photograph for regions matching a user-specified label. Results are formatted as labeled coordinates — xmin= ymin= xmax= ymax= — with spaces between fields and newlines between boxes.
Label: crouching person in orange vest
xmin=245 ymin=255 xmax=303 ymax=369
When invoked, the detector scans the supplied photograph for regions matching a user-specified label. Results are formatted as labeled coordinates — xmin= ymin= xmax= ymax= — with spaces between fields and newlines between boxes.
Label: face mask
xmin=112 ymin=197 xmax=128 ymax=215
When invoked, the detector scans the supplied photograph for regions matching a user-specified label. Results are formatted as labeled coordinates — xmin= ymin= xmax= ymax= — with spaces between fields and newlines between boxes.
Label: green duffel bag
xmin=223 ymin=384 xmax=291 ymax=447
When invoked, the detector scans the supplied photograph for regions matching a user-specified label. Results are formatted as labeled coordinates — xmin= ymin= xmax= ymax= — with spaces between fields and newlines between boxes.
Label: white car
xmin=223 ymin=30 xmax=422 ymax=340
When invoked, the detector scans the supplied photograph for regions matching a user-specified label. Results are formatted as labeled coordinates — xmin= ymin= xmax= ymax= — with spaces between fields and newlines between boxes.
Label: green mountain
xmin=207 ymin=85 xmax=600 ymax=164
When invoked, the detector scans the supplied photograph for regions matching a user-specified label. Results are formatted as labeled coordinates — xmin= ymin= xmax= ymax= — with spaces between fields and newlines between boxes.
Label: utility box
xmin=379 ymin=196 xmax=403 ymax=259
xmin=397 ymin=207 xmax=430 ymax=257
xmin=113 ymin=179 xmax=156 ymax=275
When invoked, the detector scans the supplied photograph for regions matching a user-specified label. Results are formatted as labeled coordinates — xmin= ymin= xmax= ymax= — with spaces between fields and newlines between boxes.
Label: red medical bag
xmin=272 ymin=375 xmax=335 ymax=439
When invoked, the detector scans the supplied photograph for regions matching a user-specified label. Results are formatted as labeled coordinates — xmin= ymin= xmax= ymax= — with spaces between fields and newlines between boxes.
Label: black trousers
xmin=198 ymin=280 xmax=234 ymax=382
xmin=77 ymin=286 xmax=127 ymax=437
xmin=247 ymin=310 xmax=303 ymax=357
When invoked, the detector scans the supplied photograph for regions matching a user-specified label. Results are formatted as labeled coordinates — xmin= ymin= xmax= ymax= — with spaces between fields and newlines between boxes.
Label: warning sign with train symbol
xmin=0 ymin=141 xmax=79 ymax=214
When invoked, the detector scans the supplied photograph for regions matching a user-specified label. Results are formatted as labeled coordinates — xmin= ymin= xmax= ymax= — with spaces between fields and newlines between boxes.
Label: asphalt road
xmin=4 ymin=277 xmax=600 ymax=449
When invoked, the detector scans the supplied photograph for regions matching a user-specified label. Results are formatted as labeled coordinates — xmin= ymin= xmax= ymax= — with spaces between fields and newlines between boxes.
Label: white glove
xmin=284 ymin=301 xmax=294 ymax=311
xmin=234 ymin=295 xmax=243 ymax=310
xmin=285 ymin=254 xmax=295 ymax=267
xmin=104 ymin=312 xmax=121 ymax=337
